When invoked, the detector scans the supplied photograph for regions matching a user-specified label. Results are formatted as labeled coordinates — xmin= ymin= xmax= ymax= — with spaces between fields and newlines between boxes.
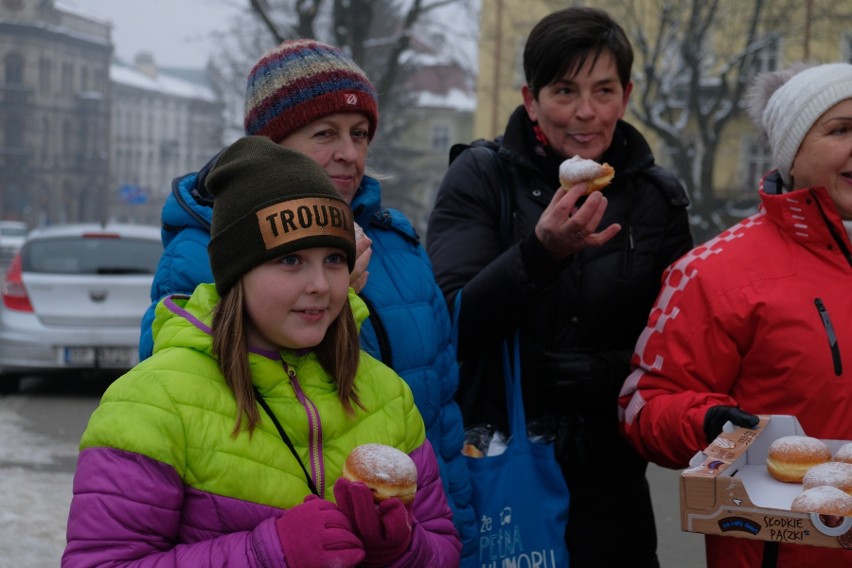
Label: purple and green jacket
xmin=63 ymin=284 xmax=461 ymax=567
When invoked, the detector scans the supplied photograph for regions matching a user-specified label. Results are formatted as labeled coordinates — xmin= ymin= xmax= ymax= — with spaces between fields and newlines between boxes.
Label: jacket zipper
xmin=623 ymin=225 xmax=635 ymax=275
xmin=814 ymin=298 xmax=842 ymax=376
xmin=285 ymin=362 xmax=325 ymax=495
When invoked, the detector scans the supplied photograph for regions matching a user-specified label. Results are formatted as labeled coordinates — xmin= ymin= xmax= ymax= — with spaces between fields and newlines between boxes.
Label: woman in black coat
xmin=426 ymin=7 xmax=693 ymax=568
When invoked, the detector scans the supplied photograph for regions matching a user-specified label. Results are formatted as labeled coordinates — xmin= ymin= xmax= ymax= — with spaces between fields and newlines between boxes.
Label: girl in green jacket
xmin=63 ymin=136 xmax=461 ymax=568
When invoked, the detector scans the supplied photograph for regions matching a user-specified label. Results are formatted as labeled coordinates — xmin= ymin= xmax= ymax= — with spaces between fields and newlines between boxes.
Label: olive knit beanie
xmin=244 ymin=39 xmax=379 ymax=143
xmin=206 ymin=136 xmax=356 ymax=295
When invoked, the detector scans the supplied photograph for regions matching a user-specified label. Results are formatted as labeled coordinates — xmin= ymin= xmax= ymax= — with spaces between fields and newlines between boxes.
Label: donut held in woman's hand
xmin=342 ymin=443 xmax=417 ymax=504
xmin=766 ymin=435 xmax=831 ymax=483
xmin=559 ymin=156 xmax=615 ymax=195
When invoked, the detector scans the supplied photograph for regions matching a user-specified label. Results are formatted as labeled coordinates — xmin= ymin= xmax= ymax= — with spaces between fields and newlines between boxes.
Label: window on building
xmin=39 ymin=56 xmax=52 ymax=92
xmin=4 ymin=52 xmax=23 ymax=85
xmin=5 ymin=115 xmax=23 ymax=147
xmin=843 ymin=33 xmax=852 ymax=63
xmin=63 ymin=119 xmax=73 ymax=156
xmin=751 ymin=35 xmax=780 ymax=74
xmin=431 ymin=122 xmax=451 ymax=153
xmin=745 ymin=138 xmax=773 ymax=188
xmin=41 ymin=117 xmax=50 ymax=160
xmin=79 ymin=120 xmax=89 ymax=157
xmin=513 ymin=37 xmax=525 ymax=87
xmin=61 ymin=62 xmax=73 ymax=95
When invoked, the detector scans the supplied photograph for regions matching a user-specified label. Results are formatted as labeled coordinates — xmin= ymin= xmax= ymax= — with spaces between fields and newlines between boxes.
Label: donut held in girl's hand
xmin=342 ymin=443 xmax=417 ymax=504
xmin=559 ymin=156 xmax=615 ymax=195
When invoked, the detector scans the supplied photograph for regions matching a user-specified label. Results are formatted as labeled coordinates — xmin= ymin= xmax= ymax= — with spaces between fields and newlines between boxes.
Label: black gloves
xmin=703 ymin=405 xmax=759 ymax=443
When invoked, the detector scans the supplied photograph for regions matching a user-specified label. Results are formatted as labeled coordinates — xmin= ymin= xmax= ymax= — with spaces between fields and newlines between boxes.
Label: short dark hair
xmin=523 ymin=6 xmax=634 ymax=98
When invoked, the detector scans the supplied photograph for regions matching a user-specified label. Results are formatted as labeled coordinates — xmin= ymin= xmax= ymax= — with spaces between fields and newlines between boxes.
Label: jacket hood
xmin=760 ymin=169 xmax=852 ymax=260
xmin=160 ymin=151 xmax=225 ymax=248
xmin=351 ymin=174 xmax=381 ymax=225
xmin=159 ymin=172 xmax=213 ymax=253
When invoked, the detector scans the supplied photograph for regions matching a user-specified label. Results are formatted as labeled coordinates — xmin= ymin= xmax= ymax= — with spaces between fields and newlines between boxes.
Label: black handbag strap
xmin=458 ymin=146 xmax=514 ymax=419
xmin=253 ymin=386 xmax=320 ymax=496
xmin=504 ymin=331 xmax=528 ymax=440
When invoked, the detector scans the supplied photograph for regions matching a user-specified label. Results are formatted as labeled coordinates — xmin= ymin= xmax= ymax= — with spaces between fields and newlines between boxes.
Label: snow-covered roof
xmin=111 ymin=63 xmax=217 ymax=102
xmin=416 ymin=88 xmax=476 ymax=111
xmin=54 ymin=0 xmax=110 ymax=25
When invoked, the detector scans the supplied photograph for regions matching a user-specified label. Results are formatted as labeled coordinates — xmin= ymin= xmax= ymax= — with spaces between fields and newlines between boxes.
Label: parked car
xmin=0 ymin=223 xmax=162 ymax=394
xmin=0 ymin=220 xmax=28 ymax=265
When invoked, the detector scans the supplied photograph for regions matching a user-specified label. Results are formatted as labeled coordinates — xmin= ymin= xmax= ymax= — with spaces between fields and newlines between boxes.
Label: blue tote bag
xmin=454 ymin=292 xmax=570 ymax=567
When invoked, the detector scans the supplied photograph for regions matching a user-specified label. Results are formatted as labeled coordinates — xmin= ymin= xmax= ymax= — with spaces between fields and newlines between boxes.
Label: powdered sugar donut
xmin=766 ymin=435 xmax=831 ymax=483
xmin=558 ymin=156 xmax=615 ymax=195
xmin=803 ymin=461 xmax=852 ymax=495
xmin=834 ymin=442 xmax=852 ymax=465
xmin=342 ymin=443 xmax=417 ymax=504
xmin=354 ymin=221 xmax=366 ymax=242
xmin=790 ymin=485 xmax=852 ymax=517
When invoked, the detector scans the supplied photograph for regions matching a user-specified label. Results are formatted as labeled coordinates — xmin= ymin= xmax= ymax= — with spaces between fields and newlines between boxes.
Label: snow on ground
xmin=0 ymin=408 xmax=77 ymax=568
xmin=0 ymin=468 xmax=72 ymax=567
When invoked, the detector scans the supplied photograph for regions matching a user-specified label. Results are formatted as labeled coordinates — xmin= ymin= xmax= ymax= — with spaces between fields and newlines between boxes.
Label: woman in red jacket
xmin=619 ymin=62 xmax=852 ymax=568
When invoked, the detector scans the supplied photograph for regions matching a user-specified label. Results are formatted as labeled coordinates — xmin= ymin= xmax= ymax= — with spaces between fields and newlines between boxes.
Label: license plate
xmin=64 ymin=347 xmax=135 ymax=367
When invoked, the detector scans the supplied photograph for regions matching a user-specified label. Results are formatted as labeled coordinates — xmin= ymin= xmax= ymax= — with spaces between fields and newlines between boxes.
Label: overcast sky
xmin=70 ymin=1 xmax=479 ymax=71
xmin=70 ymin=0 xmax=242 ymax=68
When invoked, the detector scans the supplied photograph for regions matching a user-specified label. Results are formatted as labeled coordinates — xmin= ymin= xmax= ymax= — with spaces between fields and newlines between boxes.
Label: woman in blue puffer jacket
xmin=138 ymin=38 xmax=476 ymax=564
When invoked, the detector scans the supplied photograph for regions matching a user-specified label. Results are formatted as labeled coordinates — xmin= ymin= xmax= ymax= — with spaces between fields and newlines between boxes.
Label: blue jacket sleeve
xmin=140 ymin=227 xmax=213 ymax=360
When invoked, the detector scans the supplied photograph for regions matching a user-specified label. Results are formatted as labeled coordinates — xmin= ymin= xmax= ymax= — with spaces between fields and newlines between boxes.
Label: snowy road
xmin=0 ymin=376 xmax=106 ymax=568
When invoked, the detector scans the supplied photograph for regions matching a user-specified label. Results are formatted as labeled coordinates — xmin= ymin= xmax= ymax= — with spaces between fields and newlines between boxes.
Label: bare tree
xmin=602 ymin=0 xmax=852 ymax=240
xmin=203 ymin=0 xmax=478 ymax=229
xmin=241 ymin=0 xmax=471 ymax=146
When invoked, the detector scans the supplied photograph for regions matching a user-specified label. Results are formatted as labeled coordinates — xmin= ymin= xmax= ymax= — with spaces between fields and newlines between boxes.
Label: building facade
xmin=110 ymin=54 xmax=223 ymax=225
xmin=385 ymin=49 xmax=475 ymax=236
xmin=0 ymin=0 xmax=112 ymax=226
xmin=0 ymin=0 xmax=223 ymax=228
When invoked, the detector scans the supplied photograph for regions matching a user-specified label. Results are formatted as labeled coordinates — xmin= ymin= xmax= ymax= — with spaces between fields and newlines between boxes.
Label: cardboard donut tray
xmin=680 ymin=414 xmax=852 ymax=548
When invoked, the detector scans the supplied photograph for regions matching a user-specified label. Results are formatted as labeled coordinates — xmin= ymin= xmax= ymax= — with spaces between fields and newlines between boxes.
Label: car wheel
xmin=0 ymin=374 xmax=21 ymax=395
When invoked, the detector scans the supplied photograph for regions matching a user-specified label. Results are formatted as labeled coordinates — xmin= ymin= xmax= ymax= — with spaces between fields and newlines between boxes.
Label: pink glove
xmin=276 ymin=494 xmax=365 ymax=568
xmin=333 ymin=477 xmax=413 ymax=567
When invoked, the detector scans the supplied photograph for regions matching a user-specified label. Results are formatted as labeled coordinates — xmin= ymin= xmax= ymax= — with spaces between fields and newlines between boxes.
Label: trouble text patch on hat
xmin=257 ymin=197 xmax=353 ymax=250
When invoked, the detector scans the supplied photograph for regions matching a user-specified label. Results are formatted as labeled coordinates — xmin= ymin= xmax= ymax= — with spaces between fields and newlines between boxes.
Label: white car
xmin=0 ymin=223 xmax=162 ymax=394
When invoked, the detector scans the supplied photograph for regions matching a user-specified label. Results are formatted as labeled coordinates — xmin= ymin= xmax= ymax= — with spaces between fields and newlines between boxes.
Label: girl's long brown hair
xmin=212 ymin=281 xmax=362 ymax=435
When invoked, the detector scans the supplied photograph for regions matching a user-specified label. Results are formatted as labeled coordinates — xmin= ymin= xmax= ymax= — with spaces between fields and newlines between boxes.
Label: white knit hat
xmin=761 ymin=62 xmax=852 ymax=187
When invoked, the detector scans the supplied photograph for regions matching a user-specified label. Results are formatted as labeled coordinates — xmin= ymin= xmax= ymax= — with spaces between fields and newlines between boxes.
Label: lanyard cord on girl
xmin=253 ymin=385 xmax=320 ymax=497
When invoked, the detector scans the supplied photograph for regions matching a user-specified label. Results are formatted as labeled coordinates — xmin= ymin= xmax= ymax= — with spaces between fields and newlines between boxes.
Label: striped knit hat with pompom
xmin=244 ymin=39 xmax=379 ymax=143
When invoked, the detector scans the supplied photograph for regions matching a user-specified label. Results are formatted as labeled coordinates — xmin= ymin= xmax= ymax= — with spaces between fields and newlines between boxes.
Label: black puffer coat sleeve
xmin=426 ymin=145 xmax=562 ymax=357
